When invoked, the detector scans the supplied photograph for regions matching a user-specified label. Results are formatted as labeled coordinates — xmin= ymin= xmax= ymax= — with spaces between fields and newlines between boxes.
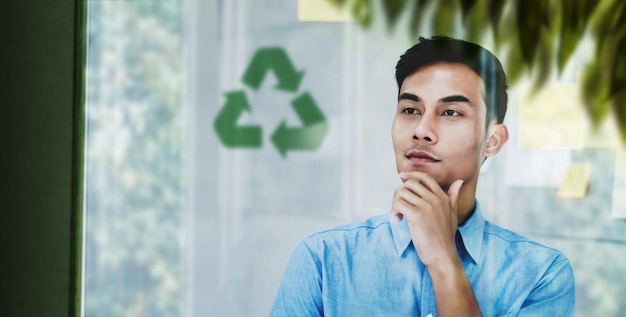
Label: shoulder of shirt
xmin=483 ymin=220 xmax=567 ymax=259
xmin=303 ymin=213 xmax=390 ymax=241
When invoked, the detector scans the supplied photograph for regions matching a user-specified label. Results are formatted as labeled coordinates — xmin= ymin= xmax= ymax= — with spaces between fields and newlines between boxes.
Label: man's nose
xmin=413 ymin=113 xmax=437 ymax=143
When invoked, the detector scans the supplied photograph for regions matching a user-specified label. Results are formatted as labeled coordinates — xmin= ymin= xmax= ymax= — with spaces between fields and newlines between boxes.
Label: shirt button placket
xmin=420 ymin=269 xmax=436 ymax=317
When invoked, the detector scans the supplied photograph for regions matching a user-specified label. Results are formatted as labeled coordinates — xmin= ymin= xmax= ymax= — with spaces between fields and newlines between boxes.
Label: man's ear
xmin=483 ymin=123 xmax=509 ymax=157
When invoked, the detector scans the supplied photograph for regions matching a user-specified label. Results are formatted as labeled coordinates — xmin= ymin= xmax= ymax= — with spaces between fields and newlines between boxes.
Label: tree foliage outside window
xmin=84 ymin=1 xmax=185 ymax=316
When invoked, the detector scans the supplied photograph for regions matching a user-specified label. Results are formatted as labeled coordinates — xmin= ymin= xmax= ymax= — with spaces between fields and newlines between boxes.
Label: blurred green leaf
xmin=557 ymin=0 xmax=599 ymax=73
xmin=382 ymin=0 xmax=411 ymax=29
xmin=463 ymin=0 xmax=488 ymax=43
xmin=410 ymin=0 xmax=430 ymax=38
xmin=515 ymin=0 xmax=548 ymax=68
xmin=488 ymin=0 xmax=506 ymax=35
xmin=607 ymin=25 xmax=626 ymax=107
xmin=581 ymin=59 xmax=611 ymax=127
xmin=609 ymin=32 xmax=626 ymax=140
xmin=592 ymin=0 xmax=625 ymax=44
xmin=432 ymin=0 xmax=458 ymax=36
xmin=327 ymin=0 xmax=348 ymax=5
xmin=459 ymin=0 xmax=479 ymax=20
xmin=505 ymin=31 xmax=526 ymax=84
xmin=583 ymin=1 xmax=626 ymax=135
xmin=534 ymin=1 xmax=560 ymax=89
xmin=352 ymin=0 xmax=374 ymax=28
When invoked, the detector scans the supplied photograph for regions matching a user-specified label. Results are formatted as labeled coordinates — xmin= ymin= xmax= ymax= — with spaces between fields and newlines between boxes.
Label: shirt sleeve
xmin=270 ymin=239 xmax=324 ymax=317
xmin=518 ymin=253 xmax=576 ymax=316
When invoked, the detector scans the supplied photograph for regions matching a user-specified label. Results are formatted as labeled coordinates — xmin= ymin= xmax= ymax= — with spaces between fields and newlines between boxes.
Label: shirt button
xmin=426 ymin=314 xmax=433 ymax=317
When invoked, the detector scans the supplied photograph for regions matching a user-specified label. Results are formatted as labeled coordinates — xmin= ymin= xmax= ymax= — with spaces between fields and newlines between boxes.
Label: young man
xmin=270 ymin=36 xmax=575 ymax=316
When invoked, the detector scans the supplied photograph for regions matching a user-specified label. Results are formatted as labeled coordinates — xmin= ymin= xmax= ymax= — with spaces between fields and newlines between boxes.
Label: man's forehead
xmin=406 ymin=61 xmax=484 ymax=80
xmin=401 ymin=63 xmax=485 ymax=92
xmin=402 ymin=63 xmax=486 ymax=94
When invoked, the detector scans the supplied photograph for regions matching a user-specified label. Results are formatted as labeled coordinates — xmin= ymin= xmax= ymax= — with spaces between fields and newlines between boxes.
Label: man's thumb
xmin=447 ymin=179 xmax=464 ymax=207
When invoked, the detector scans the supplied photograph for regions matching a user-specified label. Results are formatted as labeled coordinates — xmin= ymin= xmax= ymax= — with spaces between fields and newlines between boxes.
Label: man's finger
xmin=446 ymin=179 xmax=464 ymax=209
xmin=390 ymin=198 xmax=415 ymax=223
xmin=398 ymin=171 xmax=442 ymax=194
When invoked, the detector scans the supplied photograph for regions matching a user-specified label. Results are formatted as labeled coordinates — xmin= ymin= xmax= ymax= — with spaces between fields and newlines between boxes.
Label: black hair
xmin=395 ymin=36 xmax=508 ymax=125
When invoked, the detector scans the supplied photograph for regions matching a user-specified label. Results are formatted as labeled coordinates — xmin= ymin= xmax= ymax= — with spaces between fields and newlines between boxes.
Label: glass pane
xmin=83 ymin=1 xmax=186 ymax=316
xmin=83 ymin=0 xmax=626 ymax=316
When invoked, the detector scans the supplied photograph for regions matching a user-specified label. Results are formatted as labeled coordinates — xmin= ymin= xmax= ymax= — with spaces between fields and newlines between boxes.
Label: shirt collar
xmin=457 ymin=200 xmax=485 ymax=264
xmin=389 ymin=200 xmax=485 ymax=263
xmin=389 ymin=214 xmax=413 ymax=257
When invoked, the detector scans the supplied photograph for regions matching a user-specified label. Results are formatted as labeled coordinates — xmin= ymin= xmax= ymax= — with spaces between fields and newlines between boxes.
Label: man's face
xmin=392 ymin=62 xmax=488 ymax=190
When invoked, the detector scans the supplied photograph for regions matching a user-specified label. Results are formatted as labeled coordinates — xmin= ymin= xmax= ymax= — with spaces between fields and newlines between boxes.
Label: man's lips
xmin=406 ymin=150 xmax=440 ymax=163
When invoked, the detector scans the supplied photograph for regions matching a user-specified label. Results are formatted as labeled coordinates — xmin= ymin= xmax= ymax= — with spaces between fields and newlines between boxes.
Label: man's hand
xmin=391 ymin=171 xmax=481 ymax=316
xmin=391 ymin=171 xmax=463 ymax=267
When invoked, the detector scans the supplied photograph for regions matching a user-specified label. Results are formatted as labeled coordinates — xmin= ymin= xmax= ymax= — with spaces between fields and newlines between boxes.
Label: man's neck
xmin=457 ymin=187 xmax=476 ymax=225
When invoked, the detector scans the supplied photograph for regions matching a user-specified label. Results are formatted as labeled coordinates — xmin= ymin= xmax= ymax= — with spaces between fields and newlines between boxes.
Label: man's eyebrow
xmin=440 ymin=95 xmax=472 ymax=104
xmin=398 ymin=93 xmax=421 ymax=102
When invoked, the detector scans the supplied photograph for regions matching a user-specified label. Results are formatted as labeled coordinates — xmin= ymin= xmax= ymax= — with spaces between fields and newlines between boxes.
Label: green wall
xmin=1 ymin=1 xmax=84 ymax=316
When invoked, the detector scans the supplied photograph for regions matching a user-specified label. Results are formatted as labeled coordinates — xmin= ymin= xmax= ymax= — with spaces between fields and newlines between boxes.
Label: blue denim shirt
xmin=270 ymin=201 xmax=575 ymax=316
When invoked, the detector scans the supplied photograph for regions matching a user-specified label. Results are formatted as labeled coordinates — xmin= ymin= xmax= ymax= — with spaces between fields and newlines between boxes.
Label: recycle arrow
xmin=242 ymin=47 xmax=304 ymax=92
xmin=213 ymin=91 xmax=262 ymax=148
xmin=271 ymin=92 xmax=329 ymax=157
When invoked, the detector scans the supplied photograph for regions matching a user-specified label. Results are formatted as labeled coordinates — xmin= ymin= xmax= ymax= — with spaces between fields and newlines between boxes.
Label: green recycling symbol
xmin=214 ymin=47 xmax=329 ymax=157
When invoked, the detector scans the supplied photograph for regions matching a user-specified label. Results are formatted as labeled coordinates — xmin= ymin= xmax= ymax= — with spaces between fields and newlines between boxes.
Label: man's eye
xmin=403 ymin=108 xmax=420 ymax=115
xmin=442 ymin=109 xmax=460 ymax=116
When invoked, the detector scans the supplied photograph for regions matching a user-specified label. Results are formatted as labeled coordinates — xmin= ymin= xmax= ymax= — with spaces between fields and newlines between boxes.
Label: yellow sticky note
xmin=519 ymin=83 xmax=587 ymax=149
xmin=298 ymin=0 xmax=353 ymax=22
xmin=558 ymin=163 xmax=591 ymax=198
